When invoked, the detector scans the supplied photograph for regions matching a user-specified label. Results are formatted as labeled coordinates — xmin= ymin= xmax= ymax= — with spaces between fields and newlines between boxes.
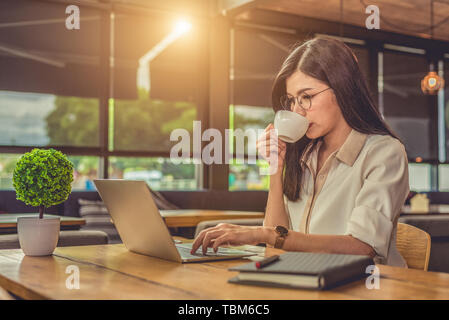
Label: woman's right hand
xmin=256 ymin=123 xmax=287 ymax=175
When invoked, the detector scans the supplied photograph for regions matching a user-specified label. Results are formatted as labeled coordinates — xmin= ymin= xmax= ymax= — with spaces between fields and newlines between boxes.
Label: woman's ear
xmin=329 ymin=90 xmax=338 ymax=105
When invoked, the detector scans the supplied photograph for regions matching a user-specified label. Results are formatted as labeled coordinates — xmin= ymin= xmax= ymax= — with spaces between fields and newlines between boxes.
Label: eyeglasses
xmin=280 ymin=87 xmax=332 ymax=111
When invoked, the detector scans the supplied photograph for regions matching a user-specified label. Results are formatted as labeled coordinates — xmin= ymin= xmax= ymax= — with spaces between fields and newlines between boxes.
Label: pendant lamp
xmin=421 ymin=0 xmax=444 ymax=95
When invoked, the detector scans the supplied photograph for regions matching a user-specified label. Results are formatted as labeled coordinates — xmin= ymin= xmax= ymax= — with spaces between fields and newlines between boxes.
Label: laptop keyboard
xmin=176 ymin=245 xmax=212 ymax=259
xmin=175 ymin=244 xmax=251 ymax=259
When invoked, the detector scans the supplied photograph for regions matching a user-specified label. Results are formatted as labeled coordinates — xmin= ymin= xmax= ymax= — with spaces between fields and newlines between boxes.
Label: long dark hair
xmin=272 ymin=37 xmax=402 ymax=201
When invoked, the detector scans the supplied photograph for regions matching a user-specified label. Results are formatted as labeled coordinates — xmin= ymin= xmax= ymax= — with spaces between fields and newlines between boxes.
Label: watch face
xmin=275 ymin=225 xmax=288 ymax=236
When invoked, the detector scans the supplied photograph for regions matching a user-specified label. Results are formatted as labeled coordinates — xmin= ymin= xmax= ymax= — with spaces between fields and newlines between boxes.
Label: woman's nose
xmin=292 ymin=103 xmax=306 ymax=116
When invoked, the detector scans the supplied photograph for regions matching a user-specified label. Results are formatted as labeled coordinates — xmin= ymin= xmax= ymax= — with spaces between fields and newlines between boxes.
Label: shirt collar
xmin=300 ymin=129 xmax=368 ymax=168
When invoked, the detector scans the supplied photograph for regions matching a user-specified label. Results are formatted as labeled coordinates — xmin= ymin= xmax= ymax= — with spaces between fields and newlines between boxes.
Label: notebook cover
xmin=228 ymin=252 xmax=374 ymax=290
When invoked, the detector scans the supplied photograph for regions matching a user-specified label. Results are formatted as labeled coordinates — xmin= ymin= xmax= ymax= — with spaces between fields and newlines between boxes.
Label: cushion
xmin=148 ymin=189 xmax=180 ymax=210
xmin=78 ymin=199 xmax=111 ymax=226
xmin=0 ymin=230 xmax=108 ymax=250
xmin=76 ymin=186 xmax=179 ymax=243
xmin=78 ymin=198 xmax=120 ymax=243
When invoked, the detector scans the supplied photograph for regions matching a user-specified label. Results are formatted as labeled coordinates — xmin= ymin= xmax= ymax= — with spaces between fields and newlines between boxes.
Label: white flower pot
xmin=17 ymin=216 xmax=60 ymax=256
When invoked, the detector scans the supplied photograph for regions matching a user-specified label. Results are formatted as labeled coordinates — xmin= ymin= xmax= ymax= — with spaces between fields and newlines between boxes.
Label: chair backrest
xmin=396 ymin=222 xmax=431 ymax=271
xmin=0 ymin=286 xmax=13 ymax=300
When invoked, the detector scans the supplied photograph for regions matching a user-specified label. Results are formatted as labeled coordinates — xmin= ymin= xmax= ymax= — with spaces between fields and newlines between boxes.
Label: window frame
xmin=1 ymin=0 xmax=448 ymax=192
xmin=0 ymin=0 xmax=210 ymax=189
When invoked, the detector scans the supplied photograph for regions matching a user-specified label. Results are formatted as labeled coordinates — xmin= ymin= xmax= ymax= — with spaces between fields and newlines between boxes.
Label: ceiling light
xmin=173 ymin=20 xmax=192 ymax=36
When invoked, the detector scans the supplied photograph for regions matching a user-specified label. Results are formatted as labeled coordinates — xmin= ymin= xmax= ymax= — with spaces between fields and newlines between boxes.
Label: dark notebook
xmin=228 ymin=252 xmax=374 ymax=290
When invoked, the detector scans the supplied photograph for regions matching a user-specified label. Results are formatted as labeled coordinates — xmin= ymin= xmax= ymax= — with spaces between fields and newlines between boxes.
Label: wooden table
xmin=1 ymin=242 xmax=449 ymax=299
xmin=0 ymin=214 xmax=85 ymax=234
xmin=160 ymin=210 xmax=264 ymax=228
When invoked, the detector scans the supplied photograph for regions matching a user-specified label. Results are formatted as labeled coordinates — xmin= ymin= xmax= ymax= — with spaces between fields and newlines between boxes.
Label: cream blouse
xmin=284 ymin=129 xmax=410 ymax=267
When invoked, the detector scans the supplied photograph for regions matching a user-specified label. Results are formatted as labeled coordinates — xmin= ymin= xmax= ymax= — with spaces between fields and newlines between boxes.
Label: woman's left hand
xmin=190 ymin=224 xmax=267 ymax=255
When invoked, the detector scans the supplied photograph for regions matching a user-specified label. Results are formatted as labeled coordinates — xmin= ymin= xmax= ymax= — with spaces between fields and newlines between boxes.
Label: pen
xmin=255 ymin=255 xmax=280 ymax=269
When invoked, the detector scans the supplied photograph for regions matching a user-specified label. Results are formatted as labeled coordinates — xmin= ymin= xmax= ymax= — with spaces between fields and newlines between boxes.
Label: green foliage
xmin=45 ymin=96 xmax=99 ymax=147
xmin=1 ymin=155 xmax=20 ymax=173
xmin=13 ymin=149 xmax=74 ymax=208
xmin=109 ymin=157 xmax=195 ymax=180
xmin=44 ymin=93 xmax=197 ymax=181
xmin=113 ymin=98 xmax=196 ymax=151
xmin=68 ymin=156 xmax=98 ymax=175
xmin=233 ymin=109 xmax=273 ymax=130
xmin=45 ymin=93 xmax=196 ymax=152
xmin=231 ymin=106 xmax=274 ymax=154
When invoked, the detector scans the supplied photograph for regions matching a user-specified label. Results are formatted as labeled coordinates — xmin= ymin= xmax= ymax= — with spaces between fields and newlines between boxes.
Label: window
xmin=0 ymin=92 xmax=99 ymax=147
xmin=109 ymin=157 xmax=200 ymax=190
xmin=229 ymin=159 xmax=270 ymax=191
xmin=229 ymin=29 xmax=297 ymax=190
xmin=111 ymin=14 xmax=203 ymax=152
xmin=408 ymin=163 xmax=431 ymax=192
xmin=381 ymin=49 xmax=438 ymax=161
xmin=439 ymin=164 xmax=449 ymax=191
xmin=0 ymin=154 xmax=99 ymax=191
xmin=348 ymin=45 xmax=370 ymax=83
xmin=0 ymin=0 xmax=102 ymax=147
xmin=233 ymin=29 xmax=298 ymax=108
xmin=230 ymin=105 xmax=274 ymax=156
xmin=0 ymin=0 xmax=104 ymax=191
xmin=69 ymin=156 xmax=100 ymax=191
xmin=1 ymin=2 xmax=444 ymax=193
xmin=0 ymin=154 xmax=20 ymax=190
xmin=444 ymin=56 xmax=449 ymax=161
xmin=0 ymin=1 xmax=205 ymax=191
xmin=229 ymin=104 xmax=273 ymax=191
xmin=229 ymin=105 xmax=273 ymax=190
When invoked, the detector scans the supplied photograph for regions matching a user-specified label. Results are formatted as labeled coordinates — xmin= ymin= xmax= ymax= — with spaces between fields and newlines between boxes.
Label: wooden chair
xmin=396 ymin=222 xmax=431 ymax=271
xmin=0 ymin=286 xmax=13 ymax=300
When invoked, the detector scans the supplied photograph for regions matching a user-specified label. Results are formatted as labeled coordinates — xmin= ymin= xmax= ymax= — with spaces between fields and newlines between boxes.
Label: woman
xmin=191 ymin=37 xmax=410 ymax=267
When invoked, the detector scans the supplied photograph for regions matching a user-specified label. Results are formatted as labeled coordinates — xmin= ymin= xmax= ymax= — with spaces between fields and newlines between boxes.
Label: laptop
xmin=93 ymin=179 xmax=256 ymax=263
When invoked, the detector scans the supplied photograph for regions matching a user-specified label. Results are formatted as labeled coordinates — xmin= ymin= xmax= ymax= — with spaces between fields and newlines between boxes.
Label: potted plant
xmin=13 ymin=148 xmax=74 ymax=256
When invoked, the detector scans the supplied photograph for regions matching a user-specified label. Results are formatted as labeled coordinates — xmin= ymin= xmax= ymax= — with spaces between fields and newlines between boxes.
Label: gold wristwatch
xmin=274 ymin=225 xmax=288 ymax=249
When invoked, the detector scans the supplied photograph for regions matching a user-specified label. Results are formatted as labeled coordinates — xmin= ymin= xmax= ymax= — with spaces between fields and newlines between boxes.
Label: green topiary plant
xmin=13 ymin=148 xmax=74 ymax=219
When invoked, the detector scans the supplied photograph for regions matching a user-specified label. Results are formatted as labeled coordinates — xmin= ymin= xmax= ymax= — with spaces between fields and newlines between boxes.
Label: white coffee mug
xmin=274 ymin=110 xmax=309 ymax=143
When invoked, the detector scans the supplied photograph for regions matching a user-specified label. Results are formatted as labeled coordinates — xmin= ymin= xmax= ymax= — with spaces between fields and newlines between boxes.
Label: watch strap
xmin=274 ymin=235 xmax=286 ymax=249
xmin=273 ymin=226 xmax=288 ymax=249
